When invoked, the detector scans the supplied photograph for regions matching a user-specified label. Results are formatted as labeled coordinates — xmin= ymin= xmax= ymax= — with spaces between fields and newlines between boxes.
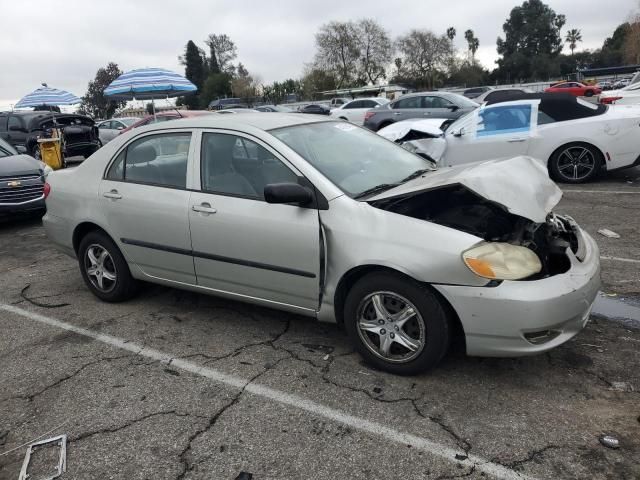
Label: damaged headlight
xmin=462 ymin=242 xmax=542 ymax=280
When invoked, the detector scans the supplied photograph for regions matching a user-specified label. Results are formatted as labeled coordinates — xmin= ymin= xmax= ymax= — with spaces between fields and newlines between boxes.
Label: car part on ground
xmin=363 ymin=92 xmax=478 ymax=131
xmin=43 ymin=114 xmax=600 ymax=374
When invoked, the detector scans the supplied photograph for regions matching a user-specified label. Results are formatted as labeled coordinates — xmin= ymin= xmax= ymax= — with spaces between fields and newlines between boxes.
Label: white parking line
xmin=0 ymin=303 xmax=533 ymax=480
xmin=562 ymin=189 xmax=640 ymax=194
xmin=600 ymin=255 xmax=640 ymax=264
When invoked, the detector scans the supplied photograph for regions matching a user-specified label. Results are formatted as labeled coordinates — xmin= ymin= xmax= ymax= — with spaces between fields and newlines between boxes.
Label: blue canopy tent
xmin=103 ymin=68 xmax=197 ymax=117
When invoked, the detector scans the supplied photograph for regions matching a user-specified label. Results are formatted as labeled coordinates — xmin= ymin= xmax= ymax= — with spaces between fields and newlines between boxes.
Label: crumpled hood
xmin=0 ymin=154 xmax=45 ymax=177
xmin=377 ymin=119 xmax=446 ymax=141
xmin=369 ymin=156 xmax=562 ymax=223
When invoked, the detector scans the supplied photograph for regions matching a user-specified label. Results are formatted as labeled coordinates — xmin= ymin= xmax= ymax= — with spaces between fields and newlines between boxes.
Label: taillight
xmin=600 ymin=96 xmax=621 ymax=104
xmin=43 ymin=182 xmax=51 ymax=199
xmin=364 ymin=111 xmax=376 ymax=121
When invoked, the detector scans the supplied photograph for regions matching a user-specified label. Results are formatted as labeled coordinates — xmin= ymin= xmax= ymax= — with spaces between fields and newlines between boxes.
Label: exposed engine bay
xmin=370 ymin=184 xmax=581 ymax=279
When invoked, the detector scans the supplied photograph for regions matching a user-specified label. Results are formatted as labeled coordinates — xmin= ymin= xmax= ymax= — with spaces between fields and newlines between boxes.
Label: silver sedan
xmin=42 ymin=114 xmax=600 ymax=374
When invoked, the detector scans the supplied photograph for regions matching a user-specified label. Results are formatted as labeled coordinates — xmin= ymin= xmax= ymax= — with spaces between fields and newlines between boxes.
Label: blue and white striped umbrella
xmin=104 ymin=67 xmax=197 ymax=100
xmin=15 ymin=86 xmax=80 ymax=108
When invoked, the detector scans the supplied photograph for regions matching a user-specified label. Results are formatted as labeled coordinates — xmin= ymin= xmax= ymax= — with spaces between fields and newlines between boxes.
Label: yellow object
xmin=37 ymin=138 xmax=63 ymax=170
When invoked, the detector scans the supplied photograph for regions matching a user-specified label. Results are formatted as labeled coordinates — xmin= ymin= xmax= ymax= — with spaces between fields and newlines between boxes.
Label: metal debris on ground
xmin=598 ymin=229 xmax=621 ymax=238
xmin=598 ymin=435 xmax=620 ymax=449
xmin=610 ymin=381 xmax=634 ymax=392
xmin=18 ymin=434 xmax=67 ymax=480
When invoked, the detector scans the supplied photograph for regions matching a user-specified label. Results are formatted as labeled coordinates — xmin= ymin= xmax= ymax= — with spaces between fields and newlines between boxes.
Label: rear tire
xmin=344 ymin=272 xmax=450 ymax=375
xmin=78 ymin=231 xmax=139 ymax=302
xmin=585 ymin=90 xmax=594 ymax=97
xmin=549 ymin=143 xmax=602 ymax=184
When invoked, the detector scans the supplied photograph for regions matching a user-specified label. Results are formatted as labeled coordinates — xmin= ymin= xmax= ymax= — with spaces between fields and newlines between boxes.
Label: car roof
xmin=136 ymin=112 xmax=330 ymax=132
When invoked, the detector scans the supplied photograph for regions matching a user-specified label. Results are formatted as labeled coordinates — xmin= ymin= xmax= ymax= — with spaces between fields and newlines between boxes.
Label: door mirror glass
xmin=452 ymin=127 xmax=465 ymax=137
xmin=264 ymin=183 xmax=313 ymax=205
xmin=448 ymin=105 xmax=459 ymax=111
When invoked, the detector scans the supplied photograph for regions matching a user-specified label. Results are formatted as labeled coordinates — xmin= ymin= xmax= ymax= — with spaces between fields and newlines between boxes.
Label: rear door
xmin=189 ymin=130 xmax=321 ymax=310
xmin=99 ymin=130 xmax=196 ymax=284
xmin=390 ymin=96 xmax=428 ymax=122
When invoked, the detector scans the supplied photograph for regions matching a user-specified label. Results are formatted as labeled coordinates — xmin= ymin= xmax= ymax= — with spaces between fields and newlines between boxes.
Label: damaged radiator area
xmin=370 ymin=185 xmax=580 ymax=279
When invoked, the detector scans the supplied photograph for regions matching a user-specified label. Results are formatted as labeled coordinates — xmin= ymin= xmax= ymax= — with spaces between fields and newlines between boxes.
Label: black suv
xmin=0 ymin=111 xmax=101 ymax=159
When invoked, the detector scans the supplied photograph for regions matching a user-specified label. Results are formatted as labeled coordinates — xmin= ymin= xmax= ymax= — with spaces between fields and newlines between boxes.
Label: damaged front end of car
xmin=369 ymin=184 xmax=582 ymax=280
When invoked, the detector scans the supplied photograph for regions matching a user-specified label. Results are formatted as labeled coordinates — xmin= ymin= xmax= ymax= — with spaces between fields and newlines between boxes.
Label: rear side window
xmin=393 ymin=97 xmax=421 ymax=109
xmin=0 ymin=116 xmax=7 ymax=131
xmin=106 ymin=132 xmax=191 ymax=188
xmin=8 ymin=116 xmax=21 ymax=130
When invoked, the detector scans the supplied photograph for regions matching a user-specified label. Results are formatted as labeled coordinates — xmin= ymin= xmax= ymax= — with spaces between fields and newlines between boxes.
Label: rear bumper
xmin=42 ymin=212 xmax=76 ymax=257
xmin=434 ymin=229 xmax=601 ymax=357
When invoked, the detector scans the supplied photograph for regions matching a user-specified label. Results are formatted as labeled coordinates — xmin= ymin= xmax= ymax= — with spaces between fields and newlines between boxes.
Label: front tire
xmin=78 ymin=231 xmax=139 ymax=302
xmin=344 ymin=272 xmax=450 ymax=375
xmin=549 ymin=143 xmax=602 ymax=183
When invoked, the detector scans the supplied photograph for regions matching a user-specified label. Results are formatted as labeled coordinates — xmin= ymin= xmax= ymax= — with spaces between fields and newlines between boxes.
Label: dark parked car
xmin=363 ymin=92 xmax=478 ymax=131
xmin=0 ymin=111 xmax=101 ymax=160
xmin=0 ymin=137 xmax=48 ymax=219
xmin=463 ymin=86 xmax=493 ymax=98
xmin=255 ymin=105 xmax=293 ymax=112
xmin=298 ymin=104 xmax=330 ymax=115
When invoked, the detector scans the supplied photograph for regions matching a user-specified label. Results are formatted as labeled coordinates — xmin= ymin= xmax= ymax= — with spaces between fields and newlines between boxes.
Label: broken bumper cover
xmin=434 ymin=229 xmax=601 ymax=357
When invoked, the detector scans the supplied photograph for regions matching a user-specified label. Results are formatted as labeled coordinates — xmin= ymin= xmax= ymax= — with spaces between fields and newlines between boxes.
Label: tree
xmin=565 ymin=28 xmax=583 ymax=55
xmin=314 ymin=21 xmax=361 ymax=88
xmin=395 ymin=29 xmax=453 ymax=89
xmin=201 ymin=73 xmax=232 ymax=108
xmin=597 ymin=23 xmax=630 ymax=66
xmin=624 ymin=13 xmax=640 ymax=64
xmin=204 ymin=34 xmax=237 ymax=74
xmin=179 ymin=40 xmax=206 ymax=109
xmin=230 ymin=63 xmax=259 ymax=104
xmin=496 ymin=0 xmax=566 ymax=81
xmin=80 ymin=62 xmax=125 ymax=119
xmin=464 ymin=29 xmax=480 ymax=62
xmin=446 ymin=27 xmax=456 ymax=41
xmin=300 ymin=67 xmax=337 ymax=100
xmin=355 ymin=19 xmax=393 ymax=84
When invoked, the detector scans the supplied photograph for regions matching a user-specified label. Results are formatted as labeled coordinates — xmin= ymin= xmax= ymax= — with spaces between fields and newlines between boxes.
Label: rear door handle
xmin=507 ymin=138 xmax=527 ymax=143
xmin=192 ymin=203 xmax=217 ymax=214
xmin=393 ymin=112 xmax=402 ymax=116
xmin=103 ymin=190 xmax=122 ymax=199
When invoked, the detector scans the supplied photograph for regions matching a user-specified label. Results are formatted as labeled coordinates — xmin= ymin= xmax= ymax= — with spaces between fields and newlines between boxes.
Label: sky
xmin=0 ymin=0 xmax=636 ymax=110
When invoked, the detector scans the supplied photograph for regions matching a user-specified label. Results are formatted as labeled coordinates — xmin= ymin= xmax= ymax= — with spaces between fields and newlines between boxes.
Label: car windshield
xmin=270 ymin=121 xmax=434 ymax=198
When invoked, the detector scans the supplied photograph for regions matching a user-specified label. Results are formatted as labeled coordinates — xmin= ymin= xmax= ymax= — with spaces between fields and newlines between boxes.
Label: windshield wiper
xmin=399 ymin=168 xmax=431 ymax=183
xmin=353 ymin=183 xmax=399 ymax=199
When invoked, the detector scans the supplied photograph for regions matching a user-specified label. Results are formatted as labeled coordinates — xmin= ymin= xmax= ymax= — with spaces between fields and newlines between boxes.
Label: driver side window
xmin=200 ymin=133 xmax=299 ymax=200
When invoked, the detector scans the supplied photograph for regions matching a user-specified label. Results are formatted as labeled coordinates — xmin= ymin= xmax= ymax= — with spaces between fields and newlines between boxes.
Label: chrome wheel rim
xmin=556 ymin=146 xmax=595 ymax=181
xmin=84 ymin=244 xmax=117 ymax=293
xmin=356 ymin=291 xmax=425 ymax=364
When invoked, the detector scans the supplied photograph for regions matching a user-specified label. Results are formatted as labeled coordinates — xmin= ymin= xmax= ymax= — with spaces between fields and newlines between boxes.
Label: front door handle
xmin=192 ymin=203 xmax=217 ymax=214
xmin=507 ymin=138 xmax=527 ymax=143
xmin=103 ymin=190 xmax=122 ymax=200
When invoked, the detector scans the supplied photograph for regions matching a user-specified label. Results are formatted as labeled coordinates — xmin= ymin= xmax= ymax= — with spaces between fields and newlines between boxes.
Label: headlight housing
xmin=462 ymin=242 xmax=542 ymax=280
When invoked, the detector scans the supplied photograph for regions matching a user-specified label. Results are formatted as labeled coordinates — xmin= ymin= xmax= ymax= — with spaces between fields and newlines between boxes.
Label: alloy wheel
xmin=556 ymin=146 xmax=596 ymax=181
xmin=84 ymin=244 xmax=117 ymax=293
xmin=356 ymin=291 xmax=426 ymax=363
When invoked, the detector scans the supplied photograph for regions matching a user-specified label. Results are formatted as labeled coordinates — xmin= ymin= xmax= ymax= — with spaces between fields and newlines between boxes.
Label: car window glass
xmin=537 ymin=111 xmax=556 ymax=125
xmin=201 ymin=133 xmax=298 ymax=200
xmin=428 ymin=96 xmax=454 ymax=108
xmin=108 ymin=132 xmax=191 ymax=188
xmin=99 ymin=122 xmax=111 ymax=129
xmin=8 ymin=116 xmax=21 ymax=130
xmin=0 ymin=116 xmax=7 ymax=131
xmin=477 ymin=104 xmax=533 ymax=137
xmin=344 ymin=101 xmax=359 ymax=109
xmin=148 ymin=116 xmax=175 ymax=124
xmin=360 ymin=100 xmax=377 ymax=108
xmin=393 ymin=97 xmax=421 ymax=109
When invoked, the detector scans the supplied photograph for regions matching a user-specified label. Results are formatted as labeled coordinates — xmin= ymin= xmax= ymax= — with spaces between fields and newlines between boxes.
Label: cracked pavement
xmin=0 ymin=170 xmax=639 ymax=480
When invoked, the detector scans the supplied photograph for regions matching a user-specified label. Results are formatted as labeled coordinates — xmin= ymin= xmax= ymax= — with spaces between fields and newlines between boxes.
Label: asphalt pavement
xmin=0 ymin=167 xmax=638 ymax=480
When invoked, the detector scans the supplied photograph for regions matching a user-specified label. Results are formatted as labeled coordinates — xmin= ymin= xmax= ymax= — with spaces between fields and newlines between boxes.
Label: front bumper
xmin=0 ymin=196 xmax=46 ymax=219
xmin=434 ymin=228 xmax=601 ymax=357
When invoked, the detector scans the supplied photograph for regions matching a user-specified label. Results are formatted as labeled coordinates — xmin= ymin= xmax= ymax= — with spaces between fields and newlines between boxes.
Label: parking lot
xmin=0 ymin=167 xmax=639 ymax=480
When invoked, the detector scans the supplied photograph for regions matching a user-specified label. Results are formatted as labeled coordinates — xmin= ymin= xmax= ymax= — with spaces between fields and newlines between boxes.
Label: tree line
xmin=78 ymin=0 xmax=640 ymax=117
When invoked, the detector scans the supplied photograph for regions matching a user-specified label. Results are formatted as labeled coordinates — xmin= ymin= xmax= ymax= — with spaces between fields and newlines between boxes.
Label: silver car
xmin=43 ymin=114 xmax=600 ymax=374
xmin=96 ymin=117 xmax=139 ymax=144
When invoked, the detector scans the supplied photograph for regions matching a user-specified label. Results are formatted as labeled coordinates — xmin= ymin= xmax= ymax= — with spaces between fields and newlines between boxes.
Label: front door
xmin=189 ymin=131 xmax=321 ymax=310
xmin=443 ymin=102 xmax=535 ymax=167
xmin=99 ymin=131 xmax=196 ymax=284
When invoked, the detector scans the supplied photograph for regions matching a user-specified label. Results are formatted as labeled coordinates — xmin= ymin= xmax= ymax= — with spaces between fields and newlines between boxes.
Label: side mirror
xmin=448 ymin=105 xmax=459 ymax=112
xmin=264 ymin=183 xmax=313 ymax=206
xmin=16 ymin=145 xmax=28 ymax=154
xmin=452 ymin=127 xmax=465 ymax=137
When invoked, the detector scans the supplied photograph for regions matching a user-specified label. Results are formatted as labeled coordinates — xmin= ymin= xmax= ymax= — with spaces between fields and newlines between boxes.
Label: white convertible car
xmin=378 ymin=93 xmax=640 ymax=183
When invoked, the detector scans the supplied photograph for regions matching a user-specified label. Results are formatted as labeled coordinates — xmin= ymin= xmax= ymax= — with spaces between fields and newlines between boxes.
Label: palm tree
xmin=565 ymin=28 xmax=583 ymax=56
xmin=446 ymin=27 xmax=456 ymax=41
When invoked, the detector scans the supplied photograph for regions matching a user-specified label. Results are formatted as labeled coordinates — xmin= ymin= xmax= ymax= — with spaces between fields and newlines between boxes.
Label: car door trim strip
xmin=120 ymin=237 xmax=316 ymax=279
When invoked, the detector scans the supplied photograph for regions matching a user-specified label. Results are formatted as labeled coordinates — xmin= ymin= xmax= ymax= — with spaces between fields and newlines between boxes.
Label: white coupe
xmin=330 ymin=97 xmax=390 ymax=125
xmin=378 ymin=93 xmax=640 ymax=183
